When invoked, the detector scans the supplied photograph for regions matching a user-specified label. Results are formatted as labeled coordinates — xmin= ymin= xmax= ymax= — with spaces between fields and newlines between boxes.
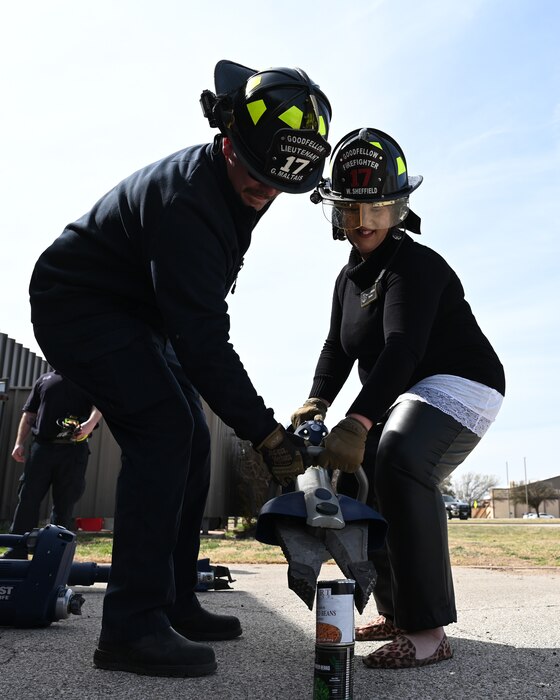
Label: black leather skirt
xmin=338 ymin=399 xmax=481 ymax=631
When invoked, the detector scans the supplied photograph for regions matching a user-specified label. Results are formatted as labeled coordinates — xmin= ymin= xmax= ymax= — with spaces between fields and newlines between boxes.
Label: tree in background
xmin=509 ymin=481 xmax=559 ymax=516
xmin=453 ymin=472 xmax=499 ymax=504
xmin=440 ymin=475 xmax=455 ymax=496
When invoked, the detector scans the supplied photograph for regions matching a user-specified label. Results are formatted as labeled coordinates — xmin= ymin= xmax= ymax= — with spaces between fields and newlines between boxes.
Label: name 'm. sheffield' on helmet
xmin=200 ymin=60 xmax=332 ymax=194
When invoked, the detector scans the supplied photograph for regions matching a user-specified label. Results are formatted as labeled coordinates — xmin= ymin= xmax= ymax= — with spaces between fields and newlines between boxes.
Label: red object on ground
xmin=75 ymin=517 xmax=104 ymax=531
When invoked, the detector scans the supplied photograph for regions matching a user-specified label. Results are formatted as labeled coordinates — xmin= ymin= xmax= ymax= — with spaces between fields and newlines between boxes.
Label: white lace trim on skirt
xmin=393 ymin=375 xmax=503 ymax=438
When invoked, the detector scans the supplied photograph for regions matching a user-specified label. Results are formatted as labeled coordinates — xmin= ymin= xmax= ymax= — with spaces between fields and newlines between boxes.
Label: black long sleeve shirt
xmin=30 ymin=142 xmax=277 ymax=444
xmin=310 ymin=233 xmax=505 ymax=422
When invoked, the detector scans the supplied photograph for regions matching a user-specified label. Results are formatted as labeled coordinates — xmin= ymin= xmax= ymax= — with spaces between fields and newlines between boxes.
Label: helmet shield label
xmin=264 ymin=129 xmax=330 ymax=189
xmin=337 ymin=142 xmax=387 ymax=199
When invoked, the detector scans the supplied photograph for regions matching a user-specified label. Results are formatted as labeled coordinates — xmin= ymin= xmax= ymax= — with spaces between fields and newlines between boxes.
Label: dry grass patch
xmin=2 ymin=521 xmax=558 ymax=569
xmin=447 ymin=521 xmax=560 ymax=567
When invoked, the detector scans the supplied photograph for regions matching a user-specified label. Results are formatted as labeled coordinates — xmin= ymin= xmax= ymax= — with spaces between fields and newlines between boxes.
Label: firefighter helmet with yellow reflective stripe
xmin=200 ymin=60 xmax=332 ymax=194
xmin=318 ymin=127 xmax=422 ymax=203
xmin=311 ymin=127 xmax=423 ymax=239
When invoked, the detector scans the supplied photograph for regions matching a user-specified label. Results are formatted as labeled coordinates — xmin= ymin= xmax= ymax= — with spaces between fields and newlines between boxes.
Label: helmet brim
xmin=318 ymin=174 xmax=423 ymax=203
xmin=214 ymin=60 xmax=257 ymax=95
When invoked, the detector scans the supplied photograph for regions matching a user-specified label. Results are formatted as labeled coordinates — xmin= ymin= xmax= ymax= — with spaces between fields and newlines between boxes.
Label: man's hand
xmin=11 ymin=444 xmax=25 ymax=463
xmin=317 ymin=417 xmax=368 ymax=473
xmin=256 ymin=424 xmax=308 ymax=486
xmin=73 ymin=407 xmax=102 ymax=442
xmin=290 ymin=397 xmax=329 ymax=429
xmin=73 ymin=419 xmax=95 ymax=442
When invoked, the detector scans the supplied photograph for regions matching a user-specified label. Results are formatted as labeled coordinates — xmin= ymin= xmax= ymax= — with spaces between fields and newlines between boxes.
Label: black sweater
xmin=310 ymin=233 xmax=505 ymax=422
xmin=30 ymin=142 xmax=277 ymax=444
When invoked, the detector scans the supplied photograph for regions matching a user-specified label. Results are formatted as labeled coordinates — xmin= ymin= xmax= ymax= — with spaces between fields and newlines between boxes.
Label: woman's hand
xmin=317 ymin=416 xmax=369 ymax=472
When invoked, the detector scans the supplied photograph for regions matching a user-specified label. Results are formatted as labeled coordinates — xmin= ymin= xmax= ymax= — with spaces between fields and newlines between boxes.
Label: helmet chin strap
xmin=332 ymin=224 xmax=346 ymax=241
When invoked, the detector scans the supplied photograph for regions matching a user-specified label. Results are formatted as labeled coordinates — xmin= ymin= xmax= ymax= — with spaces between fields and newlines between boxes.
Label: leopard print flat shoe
xmin=362 ymin=634 xmax=453 ymax=669
xmin=355 ymin=615 xmax=403 ymax=642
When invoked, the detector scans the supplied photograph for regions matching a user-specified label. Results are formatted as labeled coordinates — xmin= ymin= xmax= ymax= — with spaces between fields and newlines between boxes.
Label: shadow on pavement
xmin=0 ymin=564 xmax=558 ymax=699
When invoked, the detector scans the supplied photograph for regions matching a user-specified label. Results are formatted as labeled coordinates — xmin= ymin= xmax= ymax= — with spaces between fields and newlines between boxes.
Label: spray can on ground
xmin=313 ymin=579 xmax=355 ymax=700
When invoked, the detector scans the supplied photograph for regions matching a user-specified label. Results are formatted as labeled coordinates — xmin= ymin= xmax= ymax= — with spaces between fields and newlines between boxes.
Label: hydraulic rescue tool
xmin=255 ymin=419 xmax=387 ymax=613
xmin=0 ymin=526 xmax=235 ymax=628
xmin=195 ymin=558 xmax=236 ymax=591
xmin=0 ymin=525 xmax=110 ymax=627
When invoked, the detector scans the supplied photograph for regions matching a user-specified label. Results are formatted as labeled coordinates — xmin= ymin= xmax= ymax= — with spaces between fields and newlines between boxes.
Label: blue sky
xmin=1 ymin=0 xmax=559 ymax=485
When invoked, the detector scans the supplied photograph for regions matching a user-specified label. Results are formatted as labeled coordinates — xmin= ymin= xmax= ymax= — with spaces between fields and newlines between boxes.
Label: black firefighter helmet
xmin=200 ymin=60 xmax=332 ymax=194
xmin=312 ymin=127 xmax=423 ymax=239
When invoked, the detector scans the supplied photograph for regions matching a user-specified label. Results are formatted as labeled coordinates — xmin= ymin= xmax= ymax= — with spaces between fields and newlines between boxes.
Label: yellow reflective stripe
xmin=319 ymin=115 xmax=327 ymax=136
xmin=279 ymin=105 xmax=303 ymax=129
xmin=370 ymin=141 xmax=383 ymax=149
xmin=396 ymin=156 xmax=406 ymax=175
xmin=246 ymin=75 xmax=262 ymax=94
xmin=247 ymin=99 xmax=267 ymax=125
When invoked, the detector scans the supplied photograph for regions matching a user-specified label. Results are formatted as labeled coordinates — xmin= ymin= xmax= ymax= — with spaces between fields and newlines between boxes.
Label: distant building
xmin=490 ymin=476 xmax=560 ymax=518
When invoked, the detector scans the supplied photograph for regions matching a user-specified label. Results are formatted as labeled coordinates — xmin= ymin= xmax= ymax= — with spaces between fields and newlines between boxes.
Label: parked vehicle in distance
xmin=442 ymin=494 xmax=471 ymax=520
xmin=522 ymin=512 xmax=555 ymax=519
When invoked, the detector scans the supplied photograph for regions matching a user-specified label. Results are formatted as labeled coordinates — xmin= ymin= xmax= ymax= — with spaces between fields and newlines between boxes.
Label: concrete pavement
xmin=1 ymin=564 xmax=559 ymax=699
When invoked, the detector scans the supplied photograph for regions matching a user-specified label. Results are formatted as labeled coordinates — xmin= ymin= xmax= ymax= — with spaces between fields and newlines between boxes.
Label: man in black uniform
xmin=28 ymin=60 xmax=332 ymax=677
xmin=3 ymin=370 xmax=101 ymax=560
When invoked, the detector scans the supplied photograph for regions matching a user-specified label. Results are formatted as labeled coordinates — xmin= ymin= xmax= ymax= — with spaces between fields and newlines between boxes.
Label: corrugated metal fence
xmin=0 ymin=332 xmax=240 ymax=529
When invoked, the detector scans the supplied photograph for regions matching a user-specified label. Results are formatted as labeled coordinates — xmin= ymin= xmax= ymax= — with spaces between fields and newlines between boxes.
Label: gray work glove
xmin=290 ymin=397 xmax=329 ymax=429
xmin=317 ymin=417 xmax=368 ymax=473
xmin=256 ymin=424 xmax=308 ymax=486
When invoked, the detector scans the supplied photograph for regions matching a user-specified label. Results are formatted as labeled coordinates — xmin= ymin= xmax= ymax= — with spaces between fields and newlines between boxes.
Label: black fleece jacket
xmin=310 ymin=233 xmax=505 ymax=422
xmin=29 ymin=142 xmax=277 ymax=444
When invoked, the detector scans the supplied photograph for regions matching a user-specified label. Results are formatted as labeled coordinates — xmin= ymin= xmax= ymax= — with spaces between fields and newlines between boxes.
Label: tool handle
xmin=330 ymin=464 xmax=369 ymax=504
xmin=306 ymin=446 xmax=369 ymax=503
xmin=68 ymin=562 xmax=111 ymax=585
xmin=0 ymin=534 xmax=25 ymax=547
xmin=353 ymin=466 xmax=369 ymax=503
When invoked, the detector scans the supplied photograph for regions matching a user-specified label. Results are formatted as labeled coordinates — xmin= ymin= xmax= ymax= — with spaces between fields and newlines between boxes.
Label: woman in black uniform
xmin=291 ymin=127 xmax=505 ymax=668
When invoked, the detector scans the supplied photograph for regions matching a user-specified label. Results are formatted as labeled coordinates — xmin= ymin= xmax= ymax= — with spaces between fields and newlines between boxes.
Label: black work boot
xmin=171 ymin=606 xmax=242 ymax=642
xmin=93 ymin=625 xmax=217 ymax=677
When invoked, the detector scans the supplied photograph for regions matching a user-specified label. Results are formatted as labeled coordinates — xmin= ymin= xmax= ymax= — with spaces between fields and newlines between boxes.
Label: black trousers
xmin=34 ymin=325 xmax=211 ymax=642
xmin=338 ymin=399 xmax=480 ymax=632
xmin=9 ymin=441 xmax=89 ymax=534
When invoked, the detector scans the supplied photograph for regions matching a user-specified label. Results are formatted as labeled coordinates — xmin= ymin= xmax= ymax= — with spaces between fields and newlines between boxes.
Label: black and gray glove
xmin=317 ymin=417 xmax=368 ymax=473
xmin=290 ymin=397 xmax=329 ymax=429
xmin=256 ymin=424 xmax=308 ymax=486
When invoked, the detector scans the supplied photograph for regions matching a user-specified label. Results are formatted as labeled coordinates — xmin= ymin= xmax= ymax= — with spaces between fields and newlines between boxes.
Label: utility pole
xmin=524 ymin=457 xmax=529 ymax=513
xmin=506 ymin=461 xmax=511 ymax=518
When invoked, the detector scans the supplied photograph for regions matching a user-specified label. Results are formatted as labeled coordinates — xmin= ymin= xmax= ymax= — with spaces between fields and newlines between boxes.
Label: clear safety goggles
xmin=322 ymin=198 xmax=409 ymax=231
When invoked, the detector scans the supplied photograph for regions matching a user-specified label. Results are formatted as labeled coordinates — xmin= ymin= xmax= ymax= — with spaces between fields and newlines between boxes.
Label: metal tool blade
xmin=274 ymin=519 xmax=331 ymax=610
xmin=324 ymin=523 xmax=377 ymax=614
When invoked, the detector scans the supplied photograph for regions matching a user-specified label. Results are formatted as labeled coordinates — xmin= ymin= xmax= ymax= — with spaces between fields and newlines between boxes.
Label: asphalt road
xmin=1 ymin=564 xmax=559 ymax=699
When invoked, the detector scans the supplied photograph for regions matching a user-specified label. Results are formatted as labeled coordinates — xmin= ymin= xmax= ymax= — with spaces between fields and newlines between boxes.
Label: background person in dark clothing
xmin=28 ymin=60 xmax=332 ymax=677
xmin=3 ymin=370 xmax=101 ymax=560
xmin=291 ymin=127 xmax=505 ymax=670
